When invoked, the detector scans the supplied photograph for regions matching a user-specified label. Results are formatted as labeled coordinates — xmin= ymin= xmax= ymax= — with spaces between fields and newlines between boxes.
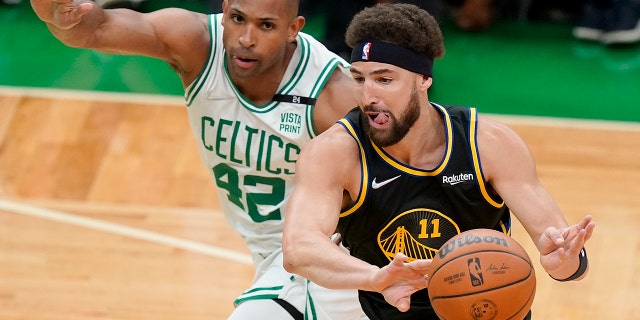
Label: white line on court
xmin=2 ymin=85 xmax=639 ymax=131
xmin=0 ymin=199 xmax=253 ymax=265
xmin=488 ymin=113 xmax=640 ymax=132
xmin=0 ymin=85 xmax=185 ymax=106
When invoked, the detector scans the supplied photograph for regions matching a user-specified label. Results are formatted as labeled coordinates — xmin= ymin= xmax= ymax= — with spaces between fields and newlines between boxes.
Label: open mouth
xmin=232 ymin=54 xmax=258 ymax=68
xmin=237 ymin=57 xmax=256 ymax=63
xmin=366 ymin=112 xmax=391 ymax=125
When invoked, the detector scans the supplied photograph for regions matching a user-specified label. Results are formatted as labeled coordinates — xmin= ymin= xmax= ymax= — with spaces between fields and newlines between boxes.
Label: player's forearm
xmin=49 ymin=8 xmax=157 ymax=56
xmin=283 ymin=237 xmax=380 ymax=291
xmin=47 ymin=19 xmax=102 ymax=49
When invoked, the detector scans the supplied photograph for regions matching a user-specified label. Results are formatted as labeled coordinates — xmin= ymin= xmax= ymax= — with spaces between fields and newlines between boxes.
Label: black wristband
xmin=550 ymin=247 xmax=588 ymax=282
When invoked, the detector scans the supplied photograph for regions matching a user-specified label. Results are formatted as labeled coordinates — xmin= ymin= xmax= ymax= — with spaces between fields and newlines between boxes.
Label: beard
xmin=363 ymin=86 xmax=422 ymax=148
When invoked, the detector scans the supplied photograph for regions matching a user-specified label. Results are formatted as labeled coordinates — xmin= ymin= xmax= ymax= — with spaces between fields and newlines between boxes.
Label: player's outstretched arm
xmin=283 ymin=125 xmax=375 ymax=289
xmin=30 ymin=0 xmax=210 ymax=84
xmin=477 ymin=116 xmax=596 ymax=281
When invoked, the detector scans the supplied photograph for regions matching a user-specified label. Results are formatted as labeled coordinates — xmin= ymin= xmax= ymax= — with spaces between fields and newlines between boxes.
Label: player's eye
xmin=231 ymin=14 xmax=244 ymax=23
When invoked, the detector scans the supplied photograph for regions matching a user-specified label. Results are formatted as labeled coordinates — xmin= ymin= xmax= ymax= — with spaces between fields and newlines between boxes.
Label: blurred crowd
xmin=4 ymin=0 xmax=638 ymax=47
xmin=261 ymin=0 xmax=634 ymax=48
xmin=572 ymin=0 xmax=640 ymax=45
xmin=296 ymin=0 xmax=640 ymax=55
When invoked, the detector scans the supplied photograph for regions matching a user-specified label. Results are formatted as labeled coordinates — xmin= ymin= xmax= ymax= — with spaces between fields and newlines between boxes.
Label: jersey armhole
xmin=337 ymin=118 xmax=368 ymax=218
xmin=468 ymin=108 xmax=504 ymax=208
xmin=185 ymin=14 xmax=218 ymax=106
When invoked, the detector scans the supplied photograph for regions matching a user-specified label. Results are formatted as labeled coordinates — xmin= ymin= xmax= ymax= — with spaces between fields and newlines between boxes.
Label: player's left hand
xmin=31 ymin=0 xmax=95 ymax=29
xmin=538 ymin=215 xmax=595 ymax=278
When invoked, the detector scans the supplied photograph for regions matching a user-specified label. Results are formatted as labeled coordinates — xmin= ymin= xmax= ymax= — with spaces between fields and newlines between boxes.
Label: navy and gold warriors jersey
xmin=337 ymin=104 xmax=512 ymax=319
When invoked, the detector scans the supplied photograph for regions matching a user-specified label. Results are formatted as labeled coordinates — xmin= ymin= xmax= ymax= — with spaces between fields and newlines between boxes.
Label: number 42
xmin=212 ymin=163 xmax=286 ymax=223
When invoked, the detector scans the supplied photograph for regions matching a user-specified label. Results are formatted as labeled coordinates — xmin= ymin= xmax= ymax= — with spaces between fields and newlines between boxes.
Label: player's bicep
xmin=478 ymin=117 xmax=566 ymax=238
xmin=287 ymin=141 xmax=347 ymax=236
xmin=94 ymin=9 xmax=207 ymax=64
xmin=478 ymin=118 xmax=537 ymax=187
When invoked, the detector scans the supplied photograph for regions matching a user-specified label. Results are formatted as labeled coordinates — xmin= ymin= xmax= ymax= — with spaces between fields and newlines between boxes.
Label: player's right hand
xmin=376 ymin=252 xmax=431 ymax=312
xmin=31 ymin=0 xmax=95 ymax=29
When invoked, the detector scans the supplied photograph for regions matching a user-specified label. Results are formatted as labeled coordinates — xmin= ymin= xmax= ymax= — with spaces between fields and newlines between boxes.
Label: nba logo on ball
xmin=468 ymin=257 xmax=484 ymax=286
xmin=428 ymin=229 xmax=536 ymax=320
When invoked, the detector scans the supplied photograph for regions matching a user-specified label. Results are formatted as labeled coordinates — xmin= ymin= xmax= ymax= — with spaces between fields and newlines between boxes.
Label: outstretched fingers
xmin=541 ymin=215 xmax=596 ymax=251
xmin=540 ymin=215 xmax=596 ymax=273
xmin=379 ymin=253 xmax=431 ymax=312
xmin=580 ymin=215 xmax=596 ymax=242
xmin=566 ymin=218 xmax=595 ymax=256
xmin=405 ymin=257 xmax=431 ymax=276
xmin=563 ymin=215 xmax=596 ymax=247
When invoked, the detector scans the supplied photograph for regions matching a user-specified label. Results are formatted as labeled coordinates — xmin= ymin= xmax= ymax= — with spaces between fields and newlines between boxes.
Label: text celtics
xmin=200 ymin=116 xmax=300 ymax=174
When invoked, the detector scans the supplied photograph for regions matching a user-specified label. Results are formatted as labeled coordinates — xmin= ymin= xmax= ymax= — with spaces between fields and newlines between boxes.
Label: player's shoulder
xmin=313 ymin=123 xmax=357 ymax=148
xmin=312 ymin=69 xmax=356 ymax=133
xmin=306 ymin=123 xmax=358 ymax=159
xmin=296 ymin=124 xmax=359 ymax=182
xmin=322 ymin=66 xmax=353 ymax=96
xmin=476 ymin=114 xmax=531 ymax=166
xmin=149 ymin=7 xmax=209 ymax=22
xmin=477 ymin=114 xmax=519 ymax=140
xmin=148 ymin=8 xmax=211 ymax=44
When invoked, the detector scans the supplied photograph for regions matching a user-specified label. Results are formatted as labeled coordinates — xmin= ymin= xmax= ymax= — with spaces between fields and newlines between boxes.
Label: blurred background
xmin=1 ymin=0 xmax=639 ymax=122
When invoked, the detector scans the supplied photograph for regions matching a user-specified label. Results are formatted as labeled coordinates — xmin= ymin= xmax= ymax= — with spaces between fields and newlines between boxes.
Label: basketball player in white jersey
xmin=30 ymin=0 xmax=367 ymax=318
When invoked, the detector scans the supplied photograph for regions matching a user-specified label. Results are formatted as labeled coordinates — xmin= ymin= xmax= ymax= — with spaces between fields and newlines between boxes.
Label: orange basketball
xmin=428 ymin=229 xmax=536 ymax=320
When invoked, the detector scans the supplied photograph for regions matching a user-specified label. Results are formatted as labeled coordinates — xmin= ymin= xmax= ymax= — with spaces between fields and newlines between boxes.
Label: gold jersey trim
xmin=469 ymin=108 xmax=504 ymax=208
xmin=338 ymin=118 xmax=369 ymax=218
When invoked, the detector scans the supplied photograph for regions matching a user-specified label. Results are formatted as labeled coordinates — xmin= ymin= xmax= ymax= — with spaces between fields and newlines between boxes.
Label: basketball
xmin=428 ymin=229 xmax=536 ymax=320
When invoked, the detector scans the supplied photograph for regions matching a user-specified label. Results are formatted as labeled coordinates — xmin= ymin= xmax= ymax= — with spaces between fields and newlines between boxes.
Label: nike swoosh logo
xmin=371 ymin=175 xmax=401 ymax=189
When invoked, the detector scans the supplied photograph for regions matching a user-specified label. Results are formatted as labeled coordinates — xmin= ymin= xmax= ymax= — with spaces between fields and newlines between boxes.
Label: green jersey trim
xmin=279 ymin=35 xmax=312 ymax=96
xmin=185 ymin=14 xmax=218 ymax=107
xmin=305 ymin=58 xmax=342 ymax=137
xmin=221 ymin=35 xmax=312 ymax=113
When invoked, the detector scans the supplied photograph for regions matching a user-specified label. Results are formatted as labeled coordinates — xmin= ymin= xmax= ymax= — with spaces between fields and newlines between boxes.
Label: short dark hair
xmin=286 ymin=0 xmax=300 ymax=18
xmin=345 ymin=3 xmax=445 ymax=60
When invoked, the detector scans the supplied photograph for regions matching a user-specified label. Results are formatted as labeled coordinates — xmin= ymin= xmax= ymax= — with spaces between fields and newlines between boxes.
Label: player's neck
xmin=383 ymin=102 xmax=446 ymax=169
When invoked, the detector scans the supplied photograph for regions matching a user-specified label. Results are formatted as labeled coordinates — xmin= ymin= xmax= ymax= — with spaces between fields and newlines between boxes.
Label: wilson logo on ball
xmin=437 ymin=233 xmax=509 ymax=260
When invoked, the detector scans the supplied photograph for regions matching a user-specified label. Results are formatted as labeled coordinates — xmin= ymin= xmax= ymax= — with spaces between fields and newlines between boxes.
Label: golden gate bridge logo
xmin=378 ymin=208 xmax=460 ymax=262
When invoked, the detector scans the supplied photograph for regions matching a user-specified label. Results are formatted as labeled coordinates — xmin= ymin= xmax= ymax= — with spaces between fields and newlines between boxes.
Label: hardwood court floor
xmin=1 ymin=87 xmax=639 ymax=319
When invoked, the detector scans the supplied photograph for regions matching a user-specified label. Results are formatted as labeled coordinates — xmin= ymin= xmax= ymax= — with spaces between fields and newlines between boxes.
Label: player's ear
xmin=419 ymin=74 xmax=433 ymax=92
xmin=288 ymin=16 xmax=305 ymax=42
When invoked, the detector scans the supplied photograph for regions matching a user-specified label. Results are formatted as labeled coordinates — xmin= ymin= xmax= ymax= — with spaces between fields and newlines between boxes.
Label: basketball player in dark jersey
xmin=282 ymin=3 xmax=596 ymax=320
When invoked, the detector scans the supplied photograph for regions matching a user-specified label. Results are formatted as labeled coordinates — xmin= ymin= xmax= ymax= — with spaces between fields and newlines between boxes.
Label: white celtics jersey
xmin=184 ymin=14 xmax=350 ymax=264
